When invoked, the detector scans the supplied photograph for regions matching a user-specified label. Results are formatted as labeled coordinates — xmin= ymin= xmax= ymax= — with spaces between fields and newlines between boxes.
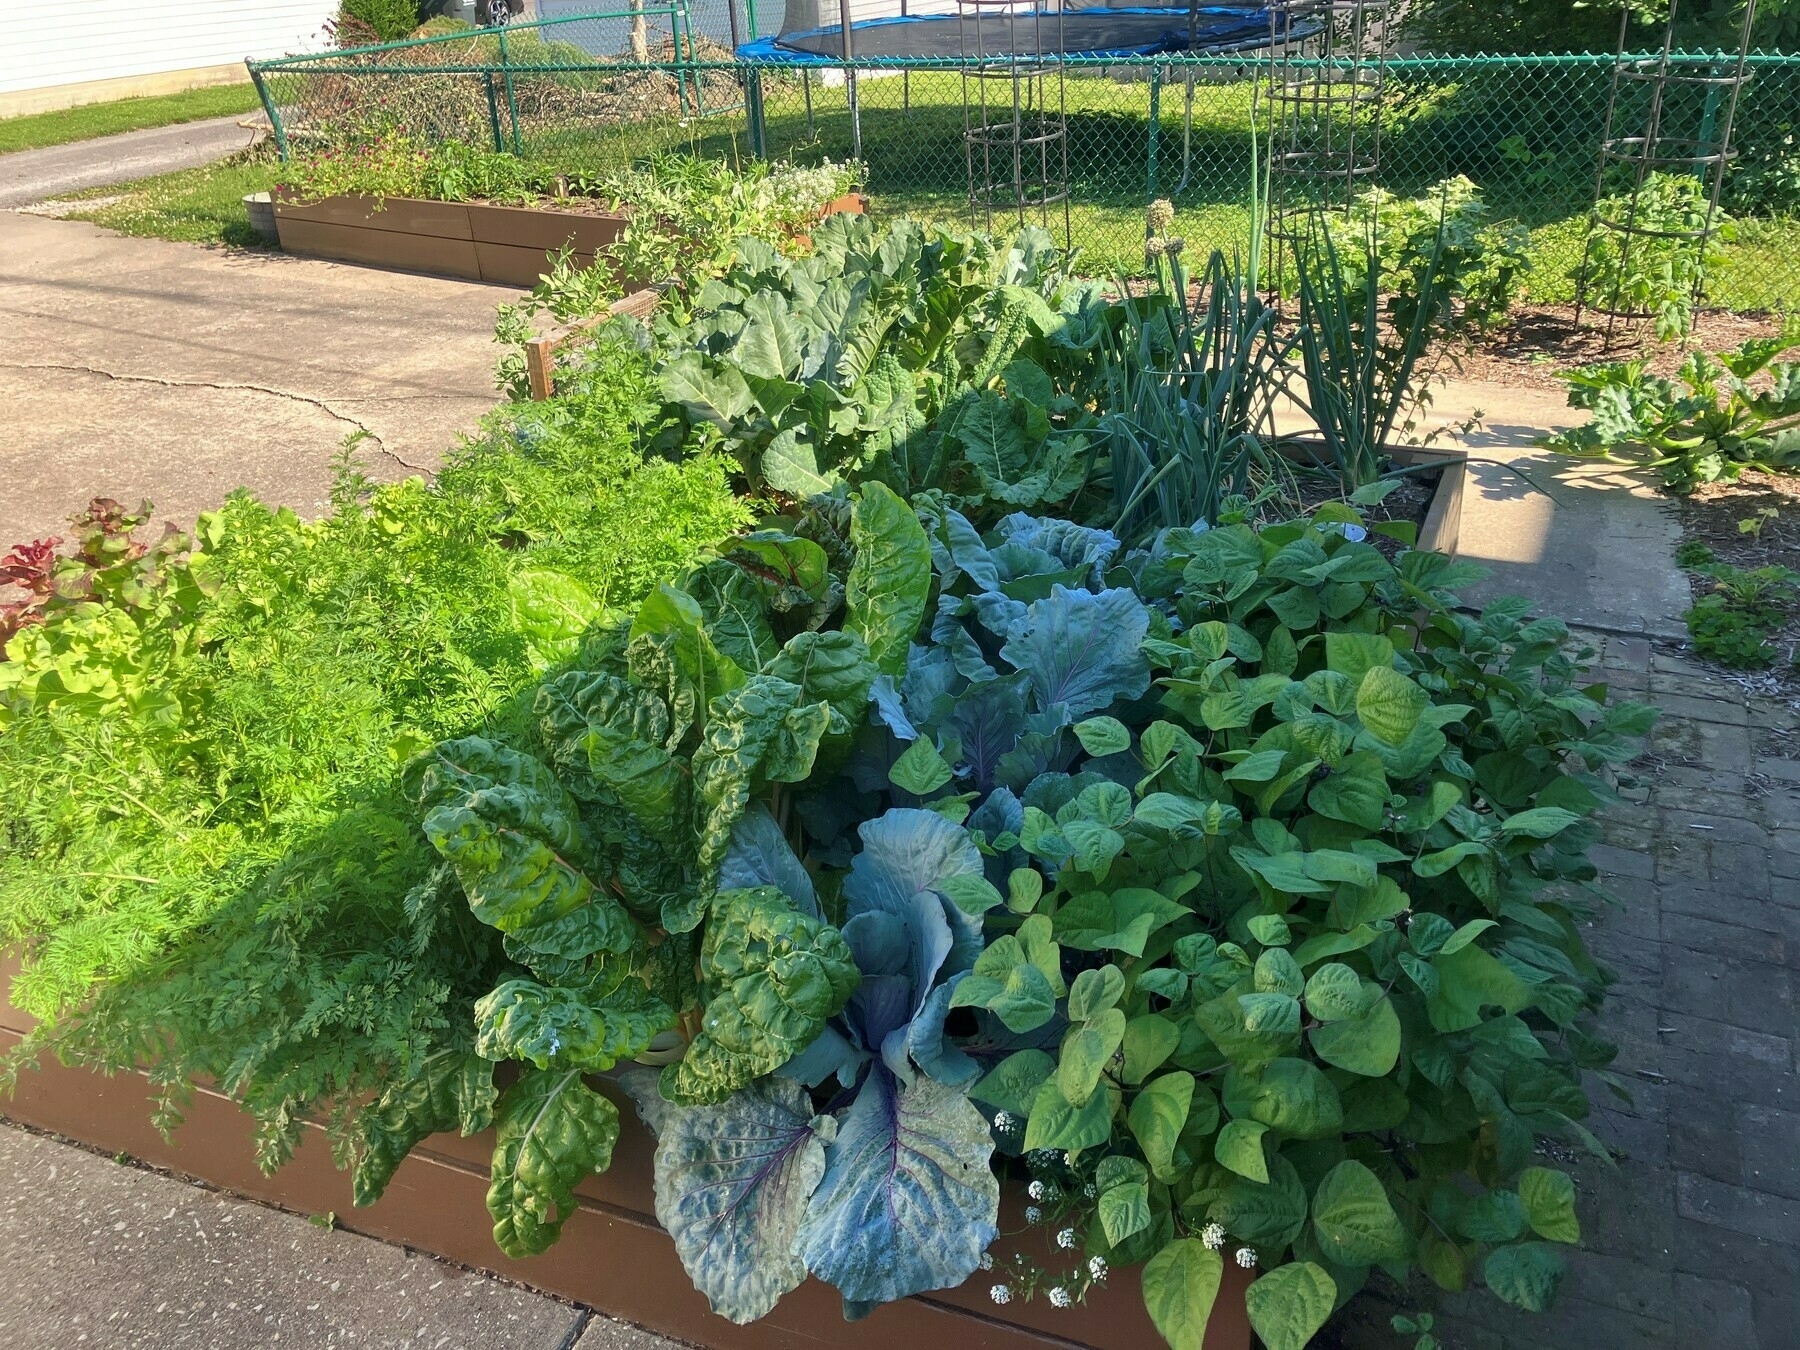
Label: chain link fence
xmin=247 ymin=12 xmax=1800 ymax=312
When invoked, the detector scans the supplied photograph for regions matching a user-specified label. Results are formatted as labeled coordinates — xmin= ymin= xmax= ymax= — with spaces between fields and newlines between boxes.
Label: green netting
xmin=248 ymin=18 xmax=1800 ymax=313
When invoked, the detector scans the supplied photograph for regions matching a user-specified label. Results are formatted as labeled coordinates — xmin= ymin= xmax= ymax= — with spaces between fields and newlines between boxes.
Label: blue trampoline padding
xmin=736 ymin=6 xmax=1297 ymax=63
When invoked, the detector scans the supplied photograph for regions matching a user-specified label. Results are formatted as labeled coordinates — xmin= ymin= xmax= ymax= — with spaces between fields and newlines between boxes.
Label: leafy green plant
xmin=1674 ymin=539 xmax=1717 ymax=568
xmin=1543 ymin=320 xmax=1800 ymax=493
xmin=337 ymin=0 xmax=428 ymax=43
xmin=1681 ymin=560 xmax=1799 ymax=668
xmin=1575 ymin=172 xmax=1732 ymax=343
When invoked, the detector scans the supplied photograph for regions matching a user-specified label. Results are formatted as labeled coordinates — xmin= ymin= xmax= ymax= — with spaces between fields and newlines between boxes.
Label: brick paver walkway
xmin=1336 ymin=631 xmax=1800 ymax=1349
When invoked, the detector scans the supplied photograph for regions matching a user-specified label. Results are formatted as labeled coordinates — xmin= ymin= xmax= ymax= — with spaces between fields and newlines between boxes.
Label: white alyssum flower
xmin=1028 ymin=1180 xmax=1047 ymax=1201
xmin=1049 ymin=1286 xmax=1073 ymax=1309
xmin=1235 ymin=1246 xmax=1258 ymax=1269
xmin=1083 ymin=1183 xmax=1097 ymax=1199
xmin=1088 ymin=1255 xmax=1108 ymax=1281
xmin=1201 ymin=1222 xmax=1227 ymax=1250
xmin=994 ymin=1111 xmax=1017 ymax=1131
xmin=979 ymin=1252 xmax=994 ymax=1271
xmin=1025 ymin=1205 xmax=1042 ymax=1224
xmin=990 ymin=1284 xmax=1013 ymax=1306
xmin=1056 ymin=1227 xmax=1077 ymax=1249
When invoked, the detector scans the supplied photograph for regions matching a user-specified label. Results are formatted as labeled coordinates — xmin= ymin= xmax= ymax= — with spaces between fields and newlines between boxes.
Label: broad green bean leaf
xmin=476 ymin=977 xmax=672 ymax=1072
xmin=661 ymin=887 xmax=860 ymax=1105
xmin=1100 ymin=1180 xmax=1153 ymax=1246
xmin=970 ymin=1048 xmax=1055 ymax=1115
xmin=1398 ymin=780 xmax=1464 ymax=831
xmin=1303 ymin=963 xmax=1371 ymax=1022
xmin=1440 ymin=918 xmax=1498 ymax=955
xmin=638 ymin=1075 xmax=836 ymax=1324
xmin=488 ymin=1068 xmax=620 ymax=1258
xmin=1000 ymin=585 xmax=1152 ymax=717
xmin=1058 ymin=1006 xmax=1127 ymax=1105
xmin=1303 ymin=849 xmax=1378 ymax=888
xmin=1007 ymin=867 xmax=1045 ymax=913
xmin=1223 ymin=1058 xmax=1343 ymax=1138
xmin=1062 ymin=818 xmax=1127 ymax=878
xmin=1310 ymin=994 xmax=1402 ymax=1077
xmin=1519 ymin=1167 xmax=1582 ymax=1243
xmin=845 ymin=481 xmax=932 ymax=676
xmin=1499 ymin=807 xmax=1582 ymax=838
xmin=938 ymin=873 xmax=1003 ymax=917
xmin=1074 ymin=715 xmax=1133 ymax=756
xmin=1255 ymin=948 xmax=1304 ymax=996
xmin=1215 ymin=1118 xmax=1271 ymax=1182
xmin=1427 ymin=942 xmax=1532 ymax=1032
xmin=1209 ymin=1152 xmax=1309 ymax=1247
xmin=634 ymin=582 xmax=747 ymax=712
xmin=1483 ymin=1242 xmax=1565 ymax=1312
xmin=950 ymin=936 xmax=1057 ymax=1032
xmin=1129 ymin=1070 xmax=1195 ymax=1179
xmin=1460 ymin=1189 xmax=1529 ymax=1242
xmin=1196 ymin=986 xmax=1302 ymax=1072
xmin=1052 ymin=887 xmax=1186 ymax=956
xmin=509 ymin=567 xmax=607 ymax=667
xmin=1025 ymin=1076 xmax=1116 ymax=1151
xmin=1308 ymin=754 xmax=1390 ymax=831
xmin=1122 ymin=1014 xmax=1182 ymax=1084
xmin=1068 ymin=964 xmax=1126 ymax=1020
xmin=354 ymin=1049 xmax=496 ymax=1207
xmin=1325 ymin=632 xmax=1395 ymax=686
xmin=1142 ymin=1239 xmax=1224 ymax=1350
xmin=1293 ymin=924 xmax=1380 ymax=966
xmin=1239 ymin=993 xmax=1302 ymax=1038
xmin=798 ymin=1067 xmax=999 ymax=1305
xmin=1356 ymin=665 xmax=1429 ymax=746
xmin=1414 ymin=841 xmax=1489 ymax=877
xmin=1245 ymin=1262 xmax=1337 ymax=1350
xmin=890 ymin=737 xmax=953 ymax=795
xmin=1248 ymin=914 xmax=1293 ymax=947
xmin=1310 ymin=1160 xmax=1410 ymax=1265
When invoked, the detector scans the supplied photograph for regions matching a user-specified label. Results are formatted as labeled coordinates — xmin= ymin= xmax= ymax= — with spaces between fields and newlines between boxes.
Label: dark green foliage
xmin=338 ymin=0 xmax=428 ymax=43
xmin=1674 ymin=539 xmax=1717 ymax=568
xmin=1682 ymin=562 xmax=1800 ymax=668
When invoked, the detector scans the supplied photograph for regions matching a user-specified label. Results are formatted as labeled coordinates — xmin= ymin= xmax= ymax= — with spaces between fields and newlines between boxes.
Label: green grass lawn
xmin=62 ymin=151 xmax=280 ymax=247
xmin=0 ymin=83 xmax=265 ymax=155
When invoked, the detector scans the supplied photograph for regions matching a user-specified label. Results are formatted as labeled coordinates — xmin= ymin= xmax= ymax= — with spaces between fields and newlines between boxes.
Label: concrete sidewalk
xmin=0 ymin=115 xmax=260 ymax=210
xmin=0 ymin=1122 xmax=681 ymax=1350
xmin=0 ymin=211 xmax=511 ymax=547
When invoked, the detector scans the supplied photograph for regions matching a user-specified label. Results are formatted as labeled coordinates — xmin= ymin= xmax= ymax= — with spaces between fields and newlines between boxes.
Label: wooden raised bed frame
xmin=270 ymin=192 xmax=629 ymax=288
xmin=0 ymin=961 xmax=1251 ymax=1350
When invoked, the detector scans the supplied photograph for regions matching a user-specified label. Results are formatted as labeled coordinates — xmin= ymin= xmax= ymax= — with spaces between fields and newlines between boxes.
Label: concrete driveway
xmin=0 ymin=210 xmax=513 ymax=548
xmin=0 ymin=114 xmax=262 ymax=210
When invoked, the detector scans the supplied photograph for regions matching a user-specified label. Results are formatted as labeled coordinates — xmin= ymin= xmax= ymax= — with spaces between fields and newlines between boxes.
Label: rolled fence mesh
xmin=247 ymin=12 xmax=1800 ymax=312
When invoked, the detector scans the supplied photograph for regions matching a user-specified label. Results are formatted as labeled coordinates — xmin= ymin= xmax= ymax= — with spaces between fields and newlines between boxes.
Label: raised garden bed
xmin=270 ymin=192 xmax=629 ymax=287
xmin=0 ymin=960 xmax=1252 ymax=1350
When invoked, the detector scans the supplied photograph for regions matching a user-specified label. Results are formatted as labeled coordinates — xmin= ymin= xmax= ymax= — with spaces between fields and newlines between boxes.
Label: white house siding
xmin=1 ymin=1 xmax=339 ymax=97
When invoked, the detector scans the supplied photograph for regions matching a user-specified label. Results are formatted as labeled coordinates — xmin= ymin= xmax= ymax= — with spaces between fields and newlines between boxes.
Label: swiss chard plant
xmin=1543 ymin=319 xmax=1800 ymax=493
xmin=648 ymin=213 xmax=1107 ymax=510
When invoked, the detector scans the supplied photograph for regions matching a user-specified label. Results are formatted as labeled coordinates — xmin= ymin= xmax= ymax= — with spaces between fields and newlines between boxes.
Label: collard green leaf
xmin=642 ymin=1076 xmax=837 ymax=1324
xmin=474 ymin=977 xmax=672 ymax=1072
xmin=488 ymin=1068 xmax=620 ymax=1258
xmin=1141 ymin=1239 xmax=1224 ymax=1350
xmin=798 ymin=1066 xmax=999 ymax=1304
xmin=1310 ymin=1160 xmax=1410 ymax=1265
xmin=354 ymin=1049 xmax=496 ymax=1208
xmin=845 ymin=482 xmax=932 ymax=676
xmin=662 ymin=886 xmax=860 ymax=1105
xmin=1245 ymin=1262 xmax=1337 ymax=1350
xmin=1000 ymin=585 xmax=1152 ymax=717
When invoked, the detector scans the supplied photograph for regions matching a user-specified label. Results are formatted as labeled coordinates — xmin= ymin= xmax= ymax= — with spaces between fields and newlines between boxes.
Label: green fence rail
xmin=248 ymin=20 xmax=1800 ymax=313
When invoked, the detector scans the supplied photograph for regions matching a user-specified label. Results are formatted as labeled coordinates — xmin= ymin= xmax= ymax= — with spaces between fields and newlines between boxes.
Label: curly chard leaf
xmin=845 ymin=481 xmax=932 ymax=676
xmin=797 ymin=1064 xmax=999 ymax=1307
xmin=661 ymin=886 xmax=860 ymax=1105
xmin=353 ymin=1049 xmax=496 ymax=1208
xmin=487 ymin=1067 xmax=619 ymax=1259
xmin=475 ymin=975 xmax=672 ymax=1072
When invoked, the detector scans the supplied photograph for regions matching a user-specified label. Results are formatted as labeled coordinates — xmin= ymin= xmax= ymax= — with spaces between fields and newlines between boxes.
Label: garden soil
xmin=0 ymin=210 xmax=506 ymax=550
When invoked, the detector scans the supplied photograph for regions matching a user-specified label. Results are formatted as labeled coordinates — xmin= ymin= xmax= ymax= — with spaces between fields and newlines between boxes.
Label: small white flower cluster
xmin=1048 ymin=1286 xmax=1074 ymax=1309
xmin=979 ymin=1252 xmax=994 ymax=1271
xmin=990 ymin=1284 xmax=1013 ymax=1306
xmin=1201 ymin=1222 xmax=1227 ymax=1250
xmin=993 ymin=1110 xmax=1018 ymax=1132
xmin=1235 ymin=1246 xmax=1258 ymax=1269
xmin=1027 ymin=1179 xmax=1047 ymax=1201
xmin=1025 ymin=1205 xmax=1042 ymax=1224
xmin=1056 ymin=1227 xmax=1078 ymax=1250
xmin=1082 ymin=1182 xmax=1097 ymax=1200
xmin=1088 ymin=1255 xmax=1108 ymax=1282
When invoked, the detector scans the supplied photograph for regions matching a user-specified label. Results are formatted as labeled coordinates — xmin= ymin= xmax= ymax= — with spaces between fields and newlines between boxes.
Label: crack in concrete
xmin=0 ymin=360 xmax=434 ymax=471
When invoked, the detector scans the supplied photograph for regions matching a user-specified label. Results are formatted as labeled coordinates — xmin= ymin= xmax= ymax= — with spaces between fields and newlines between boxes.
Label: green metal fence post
xmin=246 ymin=63 xmax=290 ymax=161
xmin=1146 ymin=64 xmax=1162 ymax=210
xmin=747 ymin=66 xmax=767 ymax=158
xmin=499 ymin=27 xmax=523 ymax=156
xmin=483 ymin=72 xmax=506 ymax=153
